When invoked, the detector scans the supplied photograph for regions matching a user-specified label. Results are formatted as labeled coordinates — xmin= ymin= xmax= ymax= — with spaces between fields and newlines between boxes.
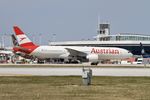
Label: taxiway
xmin=0 ymin=67 xmax=150 ymax=76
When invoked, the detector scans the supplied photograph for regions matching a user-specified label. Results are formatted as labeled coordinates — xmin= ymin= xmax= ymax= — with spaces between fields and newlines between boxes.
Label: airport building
xmin=0 ymin=48 xmax=13 ymax=63
xmin=49 ymin=23 xmax=150 ymax=56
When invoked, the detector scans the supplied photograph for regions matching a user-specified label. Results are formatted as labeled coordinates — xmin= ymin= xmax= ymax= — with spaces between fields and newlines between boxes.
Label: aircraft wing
xmin=65 ymin=48 xmax=87 ymax=56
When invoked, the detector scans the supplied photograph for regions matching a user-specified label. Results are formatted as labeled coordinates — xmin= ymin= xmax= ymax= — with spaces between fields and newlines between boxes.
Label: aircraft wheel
xmin=91 ymin=62 xmax=99 ymax=65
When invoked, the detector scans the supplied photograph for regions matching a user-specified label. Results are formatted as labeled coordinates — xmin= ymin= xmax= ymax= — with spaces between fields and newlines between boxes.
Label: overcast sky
xmin=0 ymin=0 xmax=150 ymax=46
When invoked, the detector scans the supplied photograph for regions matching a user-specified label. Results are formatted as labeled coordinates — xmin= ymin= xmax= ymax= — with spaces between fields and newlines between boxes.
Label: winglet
xmin=13 ymin=26 xmax=25 ymax=35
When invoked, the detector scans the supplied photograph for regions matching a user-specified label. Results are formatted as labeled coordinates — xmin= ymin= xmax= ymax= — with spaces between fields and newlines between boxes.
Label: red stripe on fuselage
xmin=24 ymin=45 xmax=39 ymax=54
xmin=20 ymin=42 xmax=37 ymax=47
xmin=13 ymin=45 xmax=39 ymax=54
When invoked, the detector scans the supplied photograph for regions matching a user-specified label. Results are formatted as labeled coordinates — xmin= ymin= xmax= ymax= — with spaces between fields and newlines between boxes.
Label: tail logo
xmin=20 ymin=37 xmax=26 ymax=42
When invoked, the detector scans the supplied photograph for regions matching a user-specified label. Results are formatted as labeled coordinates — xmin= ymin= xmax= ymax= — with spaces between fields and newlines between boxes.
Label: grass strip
xmin=0 ymin=76 xmax=150 ymax=100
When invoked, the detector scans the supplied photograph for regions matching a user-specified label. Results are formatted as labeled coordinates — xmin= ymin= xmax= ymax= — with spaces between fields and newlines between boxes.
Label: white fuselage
xmin=30 ymin=46 xmax=133 ymax=60
xmin=30 ymin=46 xmax=69 ymax=59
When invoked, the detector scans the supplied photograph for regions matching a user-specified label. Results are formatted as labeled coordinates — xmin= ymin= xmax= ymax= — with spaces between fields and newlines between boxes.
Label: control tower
xmin=97 ymin=23 xmax=110 ymax=36
xmin=96 ymin=23 xmax=110 ymax=41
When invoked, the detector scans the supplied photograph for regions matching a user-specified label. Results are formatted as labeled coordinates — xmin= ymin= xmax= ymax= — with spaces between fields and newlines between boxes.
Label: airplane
xmin=12 ymin=26 xmax=133 ymax=65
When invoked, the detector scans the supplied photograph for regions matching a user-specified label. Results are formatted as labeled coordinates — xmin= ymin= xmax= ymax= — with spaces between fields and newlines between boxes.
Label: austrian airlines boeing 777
xmin=12 ymin=26 xmax=133 ymax=64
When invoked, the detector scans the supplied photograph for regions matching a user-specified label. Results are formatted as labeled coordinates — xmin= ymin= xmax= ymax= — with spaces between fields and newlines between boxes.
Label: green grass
xmin=0 ymin=76 xmax=150 ymax=100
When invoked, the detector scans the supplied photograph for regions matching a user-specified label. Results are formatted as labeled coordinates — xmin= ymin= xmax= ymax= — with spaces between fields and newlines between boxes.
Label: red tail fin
xmin=14 ymin=26 xmax=25 ymax=35
xmin=13 ymin=26 xmax=38 ymax=47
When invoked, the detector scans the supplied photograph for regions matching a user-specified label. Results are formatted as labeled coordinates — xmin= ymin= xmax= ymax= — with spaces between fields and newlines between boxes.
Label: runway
xmin=0 ymin=67 xmax=150 ymax=76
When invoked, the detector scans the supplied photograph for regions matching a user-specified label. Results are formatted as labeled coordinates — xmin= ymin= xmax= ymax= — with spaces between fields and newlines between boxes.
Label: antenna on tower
xmin=98 ymin=15 xmax=101 ymax=26
xmin=97 ymin=15 xmax=101 ymax=34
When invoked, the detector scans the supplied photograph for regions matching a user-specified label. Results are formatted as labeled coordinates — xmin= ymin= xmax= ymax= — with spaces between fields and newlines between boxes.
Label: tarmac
xmin=0 ymin=64 xmax=150 ymax=76
xmin=0 ymin=63 xmax=149 ymax=67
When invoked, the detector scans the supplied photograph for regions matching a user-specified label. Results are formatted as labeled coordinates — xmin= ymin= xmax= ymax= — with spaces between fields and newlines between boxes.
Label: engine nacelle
xmin=59 ymin=53 xmax=70 ymax=59
xmin=86 ymin=54 xmax=99 ymax=62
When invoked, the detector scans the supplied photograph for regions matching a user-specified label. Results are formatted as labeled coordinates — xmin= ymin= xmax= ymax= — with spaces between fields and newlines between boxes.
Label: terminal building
xmin=49 ymin=23 xmax=150 ymax=56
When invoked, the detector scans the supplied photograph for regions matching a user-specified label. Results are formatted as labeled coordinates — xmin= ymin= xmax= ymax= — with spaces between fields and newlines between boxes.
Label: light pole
xmin=3 ymin=33 xmax=6 ymax=48
xmin=31 ymin=34 xmax=35 ymax=43
xmin=52 ymin=33 xmax=56 ymax=42
xmin=39 ymin=33 xmax=42 ymax=45
xmin=0 ymin=34 xmax=2 ymax=48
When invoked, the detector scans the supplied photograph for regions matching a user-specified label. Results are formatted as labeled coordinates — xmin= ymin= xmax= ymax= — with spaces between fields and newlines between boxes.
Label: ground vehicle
xmin=133 ymin=58 xmax=143 ymax=64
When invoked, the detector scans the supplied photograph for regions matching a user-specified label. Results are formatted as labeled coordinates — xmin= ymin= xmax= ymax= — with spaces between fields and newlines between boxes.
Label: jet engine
xmin=86 ymin=54 xmax=99 ymax=62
